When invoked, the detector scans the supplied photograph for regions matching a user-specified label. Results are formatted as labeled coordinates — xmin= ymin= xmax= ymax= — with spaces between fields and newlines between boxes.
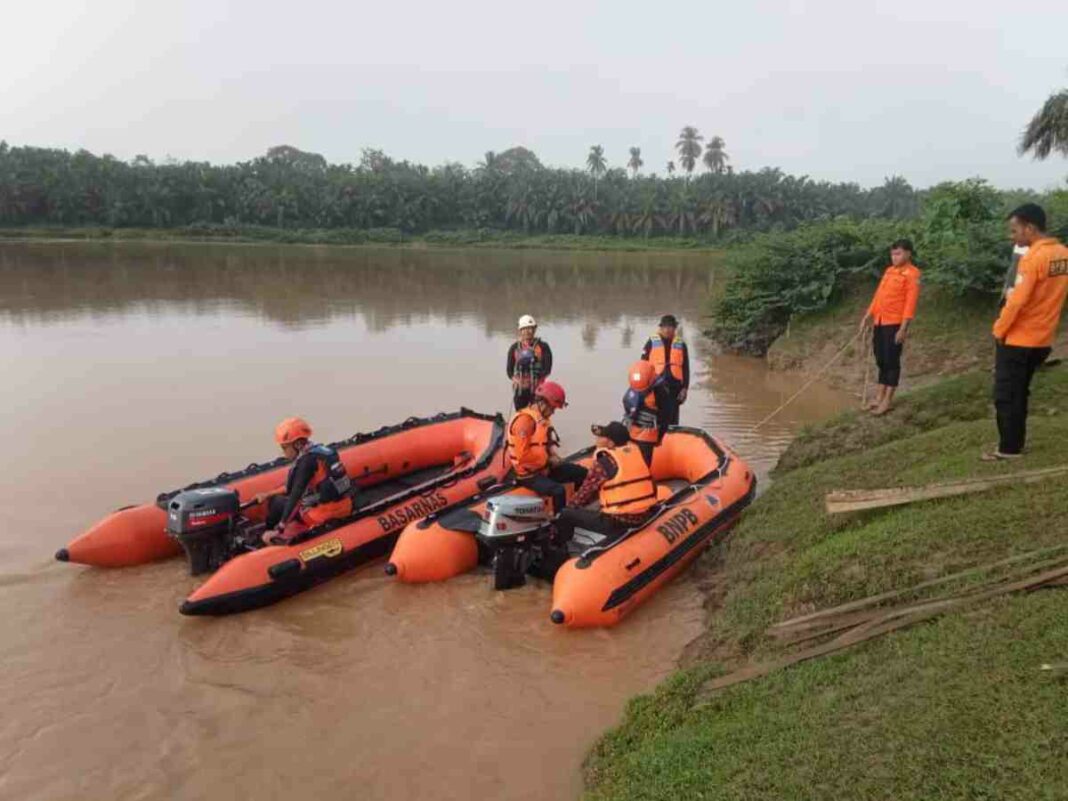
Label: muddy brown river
xmin=0 ymin=242 xmax=848 ymax=800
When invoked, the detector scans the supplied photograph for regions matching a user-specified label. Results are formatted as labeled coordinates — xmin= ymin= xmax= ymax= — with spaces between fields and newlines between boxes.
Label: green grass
xmin=585 ymin=367 xmax=1068 ymax=800
xmin=0 ymin=224 xmax=720 ymax=252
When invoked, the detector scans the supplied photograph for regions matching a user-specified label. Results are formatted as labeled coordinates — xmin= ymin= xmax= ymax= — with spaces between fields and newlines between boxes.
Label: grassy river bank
xmin=584 ymin=361 xmax=1068 ymax=799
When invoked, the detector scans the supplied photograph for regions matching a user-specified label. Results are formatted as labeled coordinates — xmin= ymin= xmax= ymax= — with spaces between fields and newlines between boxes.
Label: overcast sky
xmin=2 ymin=0 xmax=1066 ymax=189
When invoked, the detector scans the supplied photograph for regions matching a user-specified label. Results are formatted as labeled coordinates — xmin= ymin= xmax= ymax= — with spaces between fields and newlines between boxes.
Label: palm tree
xmin=1020 ymin=88 xmax=1068 ymax=159
xmin=587 ymin=145 xmax=607 ymax=179
xmin=587 ymin=144 xmax=607 ymax=200
xmin=666 ymin=161 xmax=676 ymax=176
xmin=675 ymin=126 xmax=703 ymax=177
xmin=627 ymin=146 xmax=643 ymax=178
xmin=702 ymin=136 xmax=729 ymax=174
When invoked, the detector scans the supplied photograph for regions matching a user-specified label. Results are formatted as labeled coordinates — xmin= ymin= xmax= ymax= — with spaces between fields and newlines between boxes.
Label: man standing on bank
xmin=640 ymin=315 xmax=689 ymax=426
xmin=858 ymin=239 xmax=922 ymax=416
xmin=984 ymin=204 xmax=1068 ymax=462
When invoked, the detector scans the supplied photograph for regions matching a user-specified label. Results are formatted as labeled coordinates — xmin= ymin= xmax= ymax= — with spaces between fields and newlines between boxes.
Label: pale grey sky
xmin=2 ymin=0 xmax=1066 ymax=188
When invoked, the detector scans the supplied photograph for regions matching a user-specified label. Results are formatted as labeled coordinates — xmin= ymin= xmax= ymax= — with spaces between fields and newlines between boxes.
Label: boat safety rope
xmin=749 ymin=328 xmax=864 ymax=432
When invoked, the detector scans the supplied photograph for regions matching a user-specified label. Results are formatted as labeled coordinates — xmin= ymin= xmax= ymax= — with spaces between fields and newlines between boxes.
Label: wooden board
xmin=825 ymin=464 xmax=1068 ymax=514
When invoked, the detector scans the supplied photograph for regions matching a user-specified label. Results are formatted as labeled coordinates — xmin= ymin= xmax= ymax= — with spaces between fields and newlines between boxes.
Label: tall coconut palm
xmin=627 ymin=146 xmax=643 ymax=178
xmin=1019 ymin=88 xmax=1068 ymax=159
xmin=702 ymin=136 xmax=729 ymax=174
xmin=587 ymin=145 xmax=607 ymax=179
xmin=675 ymin=126 xmax=704 ymax=177
xmin=666 ymin=161 xmax=676 ymax=175
xmin=587 ymin=144 xmax=607 ymax=199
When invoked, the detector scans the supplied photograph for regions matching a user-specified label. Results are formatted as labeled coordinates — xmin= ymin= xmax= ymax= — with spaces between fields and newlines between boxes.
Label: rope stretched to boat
xmin=749 ymin=328 xmax=864 ymax=432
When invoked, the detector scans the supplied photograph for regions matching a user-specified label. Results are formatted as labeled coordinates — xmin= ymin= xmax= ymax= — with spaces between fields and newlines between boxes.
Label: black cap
xmin=659 ymin=314 xmax=678 ymax=327
xmin=591 ymin=422 xmax=630 ymax=446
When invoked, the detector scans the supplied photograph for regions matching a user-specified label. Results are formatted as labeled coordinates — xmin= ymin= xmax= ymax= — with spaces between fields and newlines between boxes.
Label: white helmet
xmin=517 ymin=314 xmax=537 ymax=329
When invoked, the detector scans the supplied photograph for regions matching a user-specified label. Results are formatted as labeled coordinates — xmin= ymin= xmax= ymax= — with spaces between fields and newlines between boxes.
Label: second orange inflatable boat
xmin=57 ymin=410 xmax=510 ymax=614
xmin=386 ymin=427 xmax=755 ymax=627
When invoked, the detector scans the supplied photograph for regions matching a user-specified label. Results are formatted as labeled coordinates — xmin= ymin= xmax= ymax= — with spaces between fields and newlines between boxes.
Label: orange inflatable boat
xmin=57 ymin=410 xmax=509 ymax=615
xmin=386 ymin=427 xmax=755 ymax=627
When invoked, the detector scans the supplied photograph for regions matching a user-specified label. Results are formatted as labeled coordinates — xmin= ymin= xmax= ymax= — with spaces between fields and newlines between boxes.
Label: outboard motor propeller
xmin=165 ymin=487 xmax=241 ymax=575
xmin=476 ymin=493 xmax=552 ymax=590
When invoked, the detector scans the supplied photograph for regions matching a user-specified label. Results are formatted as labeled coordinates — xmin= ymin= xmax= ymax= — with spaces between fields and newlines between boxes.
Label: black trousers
xmin=554 ymin=507 xmax=630 ymax=545
xmin=265 ymin=496 xmax=287 ymax=529
xmin=994 ymin=343 xmax=1050 ymax=454
xmin=518 ymin=463 xmax=589 ymax=514
xmin=873 ymin=324 xmax=903 ymax=387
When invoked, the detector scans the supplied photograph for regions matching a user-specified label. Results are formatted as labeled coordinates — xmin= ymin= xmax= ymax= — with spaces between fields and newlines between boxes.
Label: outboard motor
xmin=476 ymin=493 xmax=552 ymax=590
xmin=166 ymin=487 xmax=241 ymax=575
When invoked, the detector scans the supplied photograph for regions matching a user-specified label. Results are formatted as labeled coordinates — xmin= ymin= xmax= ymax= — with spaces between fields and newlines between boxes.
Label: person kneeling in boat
xmin=507 ymin=381 xmax=587 ymax=514
xmin=553 ymin=422 xmax=657 ymax=546
xmin=256 ymin=417 xmax=355 ymax=546
xmin=623 ymin=360 xmax=671 ymax=467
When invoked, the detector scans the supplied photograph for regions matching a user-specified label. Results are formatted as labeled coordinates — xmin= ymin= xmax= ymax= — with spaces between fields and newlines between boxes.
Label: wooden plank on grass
xmin=825 ymin=464 xmax=1068 ymax=514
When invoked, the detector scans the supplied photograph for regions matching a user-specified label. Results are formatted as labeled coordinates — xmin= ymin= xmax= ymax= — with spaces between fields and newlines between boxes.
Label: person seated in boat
xmin=255 ymin=417 xmax=355 ymax=546
xmin=552 ymin=422 xmax=658 ymax=546
xmin=506 ymin=314 xmax=554 ymax=411
xmin=507 ymin=381 xmax=587 ymax=514
xmin=623 ymin=360 xmax=671 ymax=467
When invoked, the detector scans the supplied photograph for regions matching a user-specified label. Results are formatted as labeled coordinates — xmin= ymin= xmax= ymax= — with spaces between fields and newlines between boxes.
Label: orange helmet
xmin=275 ymin=417 xmax=313 ymax=446
xmin=629 ymin=360 xmax=657 ymax=392
xmin=534 ymin=381 xmax=568 ymax=408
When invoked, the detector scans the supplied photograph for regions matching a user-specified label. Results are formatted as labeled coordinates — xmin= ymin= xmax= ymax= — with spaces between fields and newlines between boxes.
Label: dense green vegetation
xmin=710 ymin=181 xmax=1068 ymax=353
xmin=0 ymin=137 xmax=923 ymax=238
xmin=585 ymin=367 xmax=1068 ymax=800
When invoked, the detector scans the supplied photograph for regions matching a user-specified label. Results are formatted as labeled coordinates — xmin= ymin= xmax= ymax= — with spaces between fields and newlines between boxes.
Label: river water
xmin=0 ymin=242 xmax=848 ymax=800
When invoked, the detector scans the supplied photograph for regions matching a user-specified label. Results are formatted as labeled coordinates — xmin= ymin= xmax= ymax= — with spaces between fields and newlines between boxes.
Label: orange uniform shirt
xmin=993 ymin=237 xmax=1068 ymax=347
xmin=867 ymin=263 xmax=922 ymax=325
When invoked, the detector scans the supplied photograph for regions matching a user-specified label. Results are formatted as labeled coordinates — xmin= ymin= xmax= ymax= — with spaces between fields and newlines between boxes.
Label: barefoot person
xmin=984 ymin=204 xmax=1068 ymax=461
xmin=858 ymin=239 xmax=922 ymax=415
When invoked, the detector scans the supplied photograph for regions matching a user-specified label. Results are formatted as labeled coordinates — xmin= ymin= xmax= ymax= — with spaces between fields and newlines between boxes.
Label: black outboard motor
xmin=166 ymin=487 xmax=241 ymax=575
xmin=476 ymin=493 xmax=554 ymax=590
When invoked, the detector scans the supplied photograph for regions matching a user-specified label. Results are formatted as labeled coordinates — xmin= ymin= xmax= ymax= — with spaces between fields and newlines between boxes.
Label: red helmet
xmin=629 ymin=360 xmax=657 ymax=392
xmin=275 ymin=417 xmax=313 ymax=446
xmin=534 ymin=381 xmax=568 ymax=409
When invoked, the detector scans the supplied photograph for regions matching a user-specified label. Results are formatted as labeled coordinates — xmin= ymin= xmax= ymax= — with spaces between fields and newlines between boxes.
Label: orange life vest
xmin=507 ymin=406 xmax=556 ymax=477
xmin=648 ymin=334 xmax=685 ymax=383
xmin=626 ymin=389 xmax=659 ymax=444
xmin=597 ymin=446 xmax=657 ymax=516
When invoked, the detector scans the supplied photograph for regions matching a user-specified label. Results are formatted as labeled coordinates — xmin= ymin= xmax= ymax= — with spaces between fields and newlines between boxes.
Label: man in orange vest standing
xmin=858 ymin=239 xmax=922 ymax=416
xmin=985 ymin=204 xmax=1068 ymax=461
xmin=640 ymin=314 xmax=689 ymax=426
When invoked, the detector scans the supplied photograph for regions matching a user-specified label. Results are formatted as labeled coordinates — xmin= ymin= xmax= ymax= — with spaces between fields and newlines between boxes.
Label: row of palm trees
xmin=0 ymin=139 xmax=927 ymax=236
xmin=588 ymin=127 xmax=731 ymax=184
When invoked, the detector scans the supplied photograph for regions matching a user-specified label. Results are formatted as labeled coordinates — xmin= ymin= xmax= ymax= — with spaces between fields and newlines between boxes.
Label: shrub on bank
xmin=709 ymin=180 xmax=1023 ymax=355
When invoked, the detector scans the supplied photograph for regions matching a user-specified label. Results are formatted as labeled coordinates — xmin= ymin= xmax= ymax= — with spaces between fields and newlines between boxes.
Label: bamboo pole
xmin=825 ymin=464 xmax=1068 ymax=515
